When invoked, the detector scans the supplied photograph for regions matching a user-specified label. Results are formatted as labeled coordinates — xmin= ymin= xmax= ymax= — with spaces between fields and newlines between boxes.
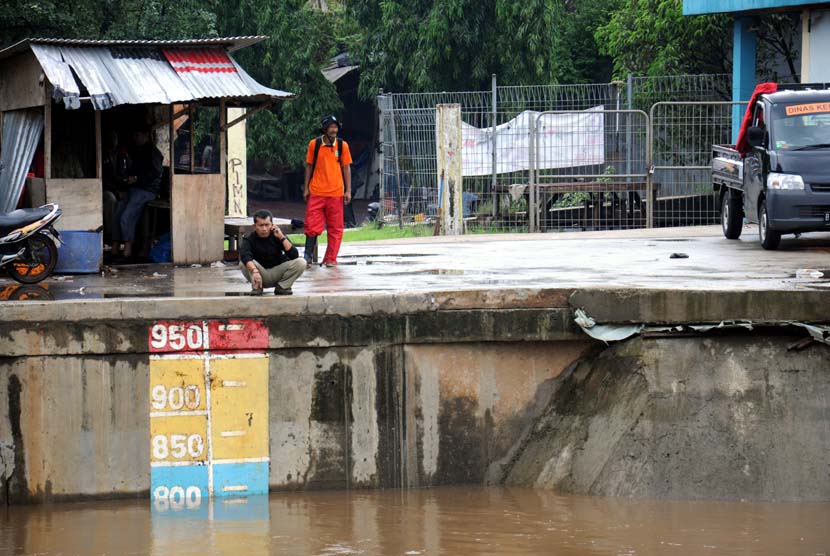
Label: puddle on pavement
xmin=2 ymin=487 xmax=827 ymax=556
xmin=341 ymin=253 xmax=438 ymax=266
xmin=363 ymin=260 xmax=419 ymax=265
xmin=381 ymin=268 xmax=466 ymax=276
xmin=341 ymin=253 xmax=438 ymax=259
xmin=421 ymin=268 xmax=465 ymax=275
xmin=0 ymin=284 xmax=55 ymax=301
xmin=102 ymin=292 xmax=176 ymax=299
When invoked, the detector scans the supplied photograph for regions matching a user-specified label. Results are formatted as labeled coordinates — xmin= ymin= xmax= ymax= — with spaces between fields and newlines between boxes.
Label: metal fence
xmin=649 ymin=101 xmax=747 ymax=227
xmin=532 ymin=109 xmax=651 ymax=232
xmin=377 ymin=74 xmax=735 ymax=232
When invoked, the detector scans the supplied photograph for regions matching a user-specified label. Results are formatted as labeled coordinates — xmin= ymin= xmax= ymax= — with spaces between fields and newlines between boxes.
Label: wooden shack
xmin=0 ymin=36 xmax=292 ymax=266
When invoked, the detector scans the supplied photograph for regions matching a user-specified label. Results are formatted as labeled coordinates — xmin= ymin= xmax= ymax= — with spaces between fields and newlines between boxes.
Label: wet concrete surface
xmin=2 ymin=487 xmax=828 ymax=556
xmin=3 ymin=226 xmax=830 ymax=302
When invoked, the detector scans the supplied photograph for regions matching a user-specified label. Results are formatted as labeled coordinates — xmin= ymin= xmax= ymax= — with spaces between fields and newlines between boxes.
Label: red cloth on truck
xmin=736 ymin=82 xmax=778 ymax=157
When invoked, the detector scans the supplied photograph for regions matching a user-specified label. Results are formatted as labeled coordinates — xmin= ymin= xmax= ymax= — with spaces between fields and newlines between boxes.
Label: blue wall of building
xmin=684 ymin=0 xmax=821 ymax=15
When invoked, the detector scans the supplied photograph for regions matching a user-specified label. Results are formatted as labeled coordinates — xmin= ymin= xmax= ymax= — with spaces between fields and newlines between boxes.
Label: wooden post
xmin=189 ymin=104 xmax=195 ymax=174
xmin=219 ymin=99 xmax=227 ymax=177
xmin=435 ymin=103 xmax=463 ymax=236
xmin=95 ymin=110 xmax=102 ymax=179
xmin=44 ymin=88 xmax=51 ymax=180
xmin=225 ymin=105 xmax=247 ymax=217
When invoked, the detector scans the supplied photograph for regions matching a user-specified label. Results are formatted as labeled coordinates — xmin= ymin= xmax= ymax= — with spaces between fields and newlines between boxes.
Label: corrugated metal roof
xmin=26 ymin=42 xmax=293 ymax=110
xmin=163 ymin=48 xmax=252 ymax=101
xmin=322 ymin=64 xmax=359 ymax=83
xmin=0 ymin=36 xmax=266 ymax=59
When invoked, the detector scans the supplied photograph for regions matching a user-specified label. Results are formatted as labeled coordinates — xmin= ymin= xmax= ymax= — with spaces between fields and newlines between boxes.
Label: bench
xmin=494 ymin=181 xmax=650 ymax=230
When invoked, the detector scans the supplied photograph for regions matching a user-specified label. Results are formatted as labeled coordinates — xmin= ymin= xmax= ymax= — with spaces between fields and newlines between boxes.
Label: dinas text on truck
xmin=713 ymin=83 xmax=830 ymax=249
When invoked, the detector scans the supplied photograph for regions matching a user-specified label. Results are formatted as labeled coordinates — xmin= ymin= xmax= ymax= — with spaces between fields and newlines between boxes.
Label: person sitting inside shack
xmin=111 ymin=126 xmax=163 ymax=261
xmin=240 ymin=209 xmax=306 ymax=295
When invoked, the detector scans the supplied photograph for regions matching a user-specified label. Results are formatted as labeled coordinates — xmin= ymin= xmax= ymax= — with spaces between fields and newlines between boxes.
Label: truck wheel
xmin=759 ymin=200 xmax=781 ymax=250
xmin=721 ymin=189 xmax=743 ymax=239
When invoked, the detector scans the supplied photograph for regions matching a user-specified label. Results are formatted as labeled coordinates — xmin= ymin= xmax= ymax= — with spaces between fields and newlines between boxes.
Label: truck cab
xmin=713 ymin=85 xmax=830 ymax=249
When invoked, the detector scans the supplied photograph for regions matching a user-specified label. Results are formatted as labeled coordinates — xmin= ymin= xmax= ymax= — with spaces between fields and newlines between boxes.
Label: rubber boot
xmin=304 ymin=235 xmax=317 ymax=265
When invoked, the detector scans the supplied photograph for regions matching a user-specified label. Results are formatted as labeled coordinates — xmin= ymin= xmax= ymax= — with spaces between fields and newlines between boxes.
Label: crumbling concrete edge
xmin=4 ymin=287 xmax=830 ymax=324
xmin=568 ymin=289 xmax=830 ymax=325
xmin=0 ymin=287 xmax=574 ymax=323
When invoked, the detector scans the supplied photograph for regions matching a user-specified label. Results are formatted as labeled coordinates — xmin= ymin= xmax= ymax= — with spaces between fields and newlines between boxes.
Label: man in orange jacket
xmin=303 ymin=115 xmax=352 ymax=267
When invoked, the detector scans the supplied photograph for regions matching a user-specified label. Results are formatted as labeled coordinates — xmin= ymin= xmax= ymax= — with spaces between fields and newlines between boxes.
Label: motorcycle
xmin=362 ymin=202 xmax=380 ymax=226
xmin=0 ymin=203 xmax=62 ymax=284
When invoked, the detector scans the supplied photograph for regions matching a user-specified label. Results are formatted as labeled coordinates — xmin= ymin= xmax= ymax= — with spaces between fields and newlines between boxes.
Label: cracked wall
xmin=503 ymin=335 xmax=830 ymax=501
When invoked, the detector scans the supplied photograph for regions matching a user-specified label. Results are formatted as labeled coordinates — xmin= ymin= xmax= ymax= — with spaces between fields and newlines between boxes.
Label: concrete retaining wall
xmin=2 ymin=288 xmax=829 ymax=503
xmin=0 ymin=340 xmax=591 ymax=503
xmin=0 ymin=290 xmax=592 ymax=503
xmin=503 ymin=335 xmax=830 ymax=501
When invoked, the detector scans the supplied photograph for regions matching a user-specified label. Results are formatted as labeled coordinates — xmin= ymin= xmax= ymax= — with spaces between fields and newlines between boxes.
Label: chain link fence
xmin=649 ymin=101 xmax=747 ymax=227
xmin=377 ymin=74 xmax=734 ymax=232
xmin=532 ymin=109 xmax=651 ymax=232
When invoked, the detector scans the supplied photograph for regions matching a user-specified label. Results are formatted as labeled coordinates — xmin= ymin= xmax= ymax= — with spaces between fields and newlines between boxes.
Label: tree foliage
xmin=0 ymin=0 xmax=217 ymax=45
xmin=0 ymin=0 xmax=808 ymax=167
xmin=0 ymin=0 xmax=339 ymax=168
xmin=596 ymin=0 xmax=732 ymax=77
xmin=558 ymin=0 xmax=622 ymax=83
xmin=214 ymin=0 xmax=343 ymax=168
xmin=349 ymin=0 xmax=582 ymax=95
xmin=595 ymin=0 xmax=800 ymax=81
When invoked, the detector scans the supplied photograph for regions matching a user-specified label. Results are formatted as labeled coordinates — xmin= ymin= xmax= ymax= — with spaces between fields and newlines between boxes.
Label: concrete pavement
xmin=2 ymin=225 xmax=829 ymax=303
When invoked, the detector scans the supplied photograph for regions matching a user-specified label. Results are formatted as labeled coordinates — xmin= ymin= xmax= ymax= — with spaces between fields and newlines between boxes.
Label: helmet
xmin=320 ymin=115 xmax=341 ymax=132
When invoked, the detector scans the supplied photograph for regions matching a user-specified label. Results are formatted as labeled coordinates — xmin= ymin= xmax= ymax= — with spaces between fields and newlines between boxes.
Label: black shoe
xmin=273 ymin=286 xmax=293 ymax=296
xmin=303 ymin=235 xmax=317 ymax=265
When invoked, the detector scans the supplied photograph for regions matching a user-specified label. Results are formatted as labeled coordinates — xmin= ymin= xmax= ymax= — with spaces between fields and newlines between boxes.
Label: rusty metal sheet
xmin=28 ymin=44 xmax=81 ymax=109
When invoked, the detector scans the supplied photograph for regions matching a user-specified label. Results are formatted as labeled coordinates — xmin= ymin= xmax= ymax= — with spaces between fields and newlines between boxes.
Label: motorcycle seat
xmin=0 ymin=207 xmax=53 ymax=234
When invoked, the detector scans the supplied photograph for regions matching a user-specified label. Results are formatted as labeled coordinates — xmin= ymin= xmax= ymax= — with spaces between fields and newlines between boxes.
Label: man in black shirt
xmin=240 ymin=209 xmax=306 ymax=295
xmin=111 ymin=127 xmax=163 ymax=260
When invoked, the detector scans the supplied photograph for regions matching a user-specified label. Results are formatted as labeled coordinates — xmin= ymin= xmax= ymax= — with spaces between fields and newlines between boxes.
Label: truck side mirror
xmin=747 ymin=126 xmax=765 ymax=148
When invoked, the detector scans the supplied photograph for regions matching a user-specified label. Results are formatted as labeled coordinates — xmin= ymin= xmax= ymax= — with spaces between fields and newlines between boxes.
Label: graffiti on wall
xmin=226 ymin=107 xmax=247 ymax=217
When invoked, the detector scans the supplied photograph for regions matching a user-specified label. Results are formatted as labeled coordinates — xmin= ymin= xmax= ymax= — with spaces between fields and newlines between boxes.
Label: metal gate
xmin=648 ymin=101 xmax=747 ymax=228
xmin=529 ymin=109 xmax=651 ymax=232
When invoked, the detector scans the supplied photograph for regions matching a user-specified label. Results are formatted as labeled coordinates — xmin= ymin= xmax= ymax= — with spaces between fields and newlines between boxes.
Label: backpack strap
xmin=309 ymin=137 xmax=323 ymax=182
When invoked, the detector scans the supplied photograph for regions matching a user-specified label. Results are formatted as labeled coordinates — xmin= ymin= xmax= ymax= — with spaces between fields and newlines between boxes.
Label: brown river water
xmin=2 ymin=487 xmax=828 ymax=555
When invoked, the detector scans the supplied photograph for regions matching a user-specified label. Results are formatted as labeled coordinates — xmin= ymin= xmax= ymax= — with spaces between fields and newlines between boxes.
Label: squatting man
xmin=239 ymin=209 xmax=306 ymax=295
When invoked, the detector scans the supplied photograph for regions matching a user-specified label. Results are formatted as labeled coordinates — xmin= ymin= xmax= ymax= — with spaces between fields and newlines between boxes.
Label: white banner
xmin=461 ymin=107 xmax=605 ymax=176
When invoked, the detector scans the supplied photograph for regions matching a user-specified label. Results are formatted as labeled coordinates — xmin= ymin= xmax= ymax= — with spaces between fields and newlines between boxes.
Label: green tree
xmin=596 ymin=0 xmax=801 ymax=81
xmin=97 ymin=0 xmax=218 ymax=39
xmin=215 ymin=0 xmax=343 ymax=168
xmin=0 ymin=0 xmax=218 ymax=47
xmin=595 ymin=0 xmax=731 ymax=77
xmin=349 ymin=0 xmax=577 ymax=96
xmin=0 ymin=0 xmax=100 ymax=46
xmin=558 ymin=0 xmax=623 ymax=83
xmin=756 ymin=13 xmax=801 ymax=82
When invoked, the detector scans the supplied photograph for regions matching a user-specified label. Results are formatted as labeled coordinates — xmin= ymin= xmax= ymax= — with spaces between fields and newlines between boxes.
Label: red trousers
xmin=305 ymin=194 xmax=344 ymax=264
